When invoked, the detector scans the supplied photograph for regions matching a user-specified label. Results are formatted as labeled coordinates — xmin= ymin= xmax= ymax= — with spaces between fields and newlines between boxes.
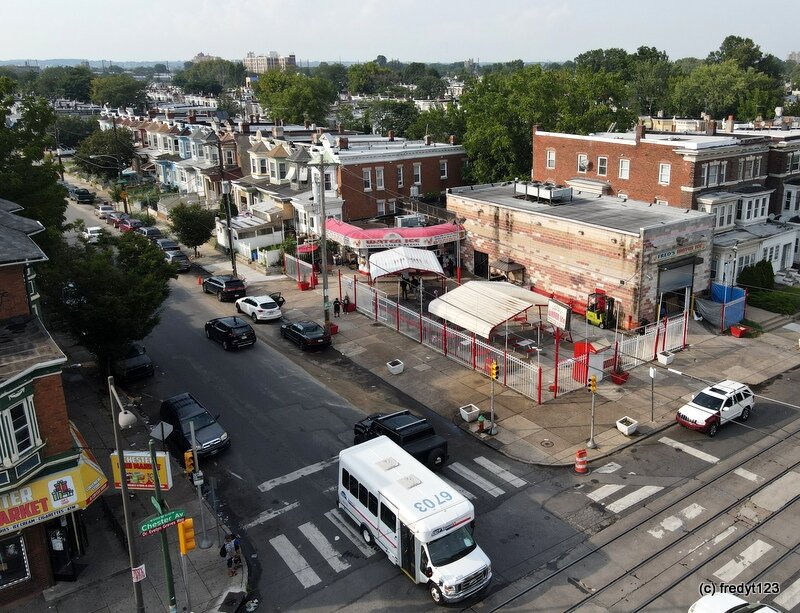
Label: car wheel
xmin=217 ymin=291 xmax=223 ymax=302
xmin=202 ymin=283 xmax=208 ymax=294
xmin=297 ymin=337 xmax=304 ymax=349
xmin=354 ymin=434 xmax=365 ymax=445
xmin=222 ymin=340 xmax=231 ymax=351
xmin=740 ymin=406 xmax=751 ymax=421
xmin=427 ymin=449 xmax=446 ymax=470
xmin=251 ymin=313 xmax=258 ymax=323
xmin=429 ymin=583 xmax=444 ymax=605
xmin=236 ymin=303 xmax=242 ymax=313
xmin=205 ymin=328 xmax=211 ymax=339
xmin=360 ymin=525 xmax=373 ymax=545
xmin=707 ymin=422 xmax=718 ymax=437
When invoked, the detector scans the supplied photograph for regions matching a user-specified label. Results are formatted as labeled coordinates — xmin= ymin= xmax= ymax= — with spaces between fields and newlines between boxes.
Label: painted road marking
xmin=473 ymin=457 xmax=526 ymax=487
xmin=440 ymin=475 xmax=477 ymax=500
xmin=594 ymin=462 xmax=622 ymax=474
xmin=751 ymin=471 xmax=800 ymax=512
xmin=648 ymin=503 xmax=705 ymax=539
xmin=605 ymin=486 xmax=664 ymax=514
xmin=448 ymin=462 xmax=505 ymax=497
xmin=659 ymin=437 xmax=720 ymax=464
xmin=269 ymin=534 xmax=321 ymax=588
xmin=587 ymin=484 xmax=625 ymax=502
xmin=243 ymin=501 xmax=299 ymax=529
xmin=774 ymin=576 xmax=800 ymax=610
xmin=299 ymin=522 xmax=350 ymax=573
xmin=687 ymin=526 xmax=737 ymax=555
xmin=324 ymin=509 xmax=376 ymax=558
xmin=714 ymin=540 xmax=773 ymax=582
xmin=734 ymin=467 xmax=762 ymax=483
xmin=258 ymin=456 xmax=338 ymax=493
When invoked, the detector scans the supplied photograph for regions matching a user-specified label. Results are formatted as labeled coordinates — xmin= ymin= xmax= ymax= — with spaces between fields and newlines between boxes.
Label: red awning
xmin=325 ymin=220 xmax=462 ymax=249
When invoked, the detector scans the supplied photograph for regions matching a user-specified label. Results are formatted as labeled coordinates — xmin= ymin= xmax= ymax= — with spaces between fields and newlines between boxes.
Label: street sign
xmin=150 ymin=422 xmax=173 ymax=441
xmin=191 ymin=471 xmax=204 ymax=487
xmin=139 ymin=509 xmax=185 ymax=537
xmin=131 ymin=564 xmax=146 ymax=582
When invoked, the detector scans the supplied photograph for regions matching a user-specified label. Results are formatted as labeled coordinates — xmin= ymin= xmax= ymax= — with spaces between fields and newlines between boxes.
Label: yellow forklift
xmin=586 ymin=289 xmax=616 ymax=329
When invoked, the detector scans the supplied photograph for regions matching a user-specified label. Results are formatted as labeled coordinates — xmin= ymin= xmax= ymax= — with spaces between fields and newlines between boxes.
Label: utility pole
xmin=149 ymin=439 xmax=177 ymax=613
xmin=54 ymin=125 xmax=64 ymax=181
xmin=587 ymin=375 xmax=597 ymax=449
xmin=111 ymin=115 xmax=128 ymax=214
xmin=308 ymin=149 xmax=338 ymax=332
xmin=216 ymin=138 xmax=238 ymax=278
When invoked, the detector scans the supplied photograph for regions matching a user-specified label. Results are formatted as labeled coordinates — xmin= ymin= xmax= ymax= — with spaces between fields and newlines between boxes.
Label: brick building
xmin=0 ymin=199 xmax=107 ymax=606
xmin=446 ymin=183 xmax=714 ymax=328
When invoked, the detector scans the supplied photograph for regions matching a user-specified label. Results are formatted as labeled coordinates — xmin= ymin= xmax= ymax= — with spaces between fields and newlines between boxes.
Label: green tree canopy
xmin=74 ymin=126 xmax=134 ymax=180
xmin=168 ymin=202 xmax=216 ymax=257
xmin=254 ymin=70 xmax=335 ymax=123
xmin=314 ymin=62 xmax=349 ymax=92
xmin=364 ymin=100 xmax=419 ymax=136
xmin=90 ymin=74 xmax=147 ymax=109
xmin=172 ymin=59 xmax=246 ymax=95
xmin=347 ymin=62 xmax=399 ymax=95
xmin=406 ymin=105 xmax=465 ymax=142
xmin=50 ymin=114 xmax=100 ymax=148
xmin=35 ymin=66 xmax=93 ymax=101
xmin=414 ymin=76 xmax=447 ymax=100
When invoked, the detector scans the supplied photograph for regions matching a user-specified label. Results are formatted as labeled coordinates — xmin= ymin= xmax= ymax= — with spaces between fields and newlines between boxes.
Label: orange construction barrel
xmin=574 ymin=448 xmax=589 ymax=475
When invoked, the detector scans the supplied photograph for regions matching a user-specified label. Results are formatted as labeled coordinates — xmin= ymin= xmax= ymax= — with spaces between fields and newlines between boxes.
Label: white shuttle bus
xmin=338 ymin=436 xmax=491 ymax=604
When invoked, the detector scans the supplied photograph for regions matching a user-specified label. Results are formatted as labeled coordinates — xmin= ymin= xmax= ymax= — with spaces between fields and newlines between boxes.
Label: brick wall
xmin=0 ymin=525 xmax=53 ymax=605
xmin=0 ymin=266 xmax=30 ymax=319
xmin=34 ymin=374 xmax=73 ymax=456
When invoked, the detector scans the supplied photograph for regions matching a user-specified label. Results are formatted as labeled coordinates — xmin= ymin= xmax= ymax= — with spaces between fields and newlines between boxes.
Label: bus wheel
xmin=360 ymin=525 xmax=373 ymax=545
xmin=429 ymin=582 xmax=444 ymax=604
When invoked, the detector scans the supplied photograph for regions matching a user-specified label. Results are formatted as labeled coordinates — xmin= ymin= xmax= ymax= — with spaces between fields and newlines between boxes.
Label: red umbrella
xmin=296 ymin=243 xmax=319 ymax=254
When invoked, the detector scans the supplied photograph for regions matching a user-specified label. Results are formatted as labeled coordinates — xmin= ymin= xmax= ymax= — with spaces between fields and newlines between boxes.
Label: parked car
xmin=235 ymin=295 xmax=283 ymax=322
xmin=688 ymin=594 xmax=778 ymax=613
xmin=204 ymin=316 xmax=256 ymax=350
xmin=280 ymin=320 xmax=332 ymax=350
xmin=111 ymin=342 xmax=155 ymax=382
xmin=676 ymin=380 xmax=754 ymax=437
xmin=136 ymin=226 xmax=163 ymax=242
xmin=118 ymin=218 xmax=144 ymax=233
xmin=107 ymin=212 xmax=130 ymax=227
xmin=94 ymin=204 xmax=114 ymax=219
xmin=73 ymin=188 xmax=96 ymax=204
xmin=159 ymin=393 xmax=230 ymax=457
xmin=164 ymin=250 xmax=191 ymax=272
xmin=56 ymin=145 xmax=76 ymax=156
xmin=82 ymin=226 xmax=104 ymax=244
xmin=354 ymin=410 xmax=448 ymax=469
xmin=155 ymin=238 xmax=181 ymax=252
xmin=201 ymin=275 xmax=246 ymax=302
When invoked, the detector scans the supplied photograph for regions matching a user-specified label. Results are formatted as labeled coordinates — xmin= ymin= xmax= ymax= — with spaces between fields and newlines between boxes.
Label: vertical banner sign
xmin=110 ymin=451 xmax=173 ymax=491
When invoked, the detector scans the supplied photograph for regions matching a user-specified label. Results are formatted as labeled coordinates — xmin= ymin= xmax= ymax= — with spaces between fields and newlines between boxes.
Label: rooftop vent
xmin=514 ymin=181 xmax=572 ymax=205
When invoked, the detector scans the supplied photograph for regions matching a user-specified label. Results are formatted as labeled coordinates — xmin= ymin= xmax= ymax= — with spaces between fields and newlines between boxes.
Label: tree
xmin=35 ymin=66 xmax=93 ymax=101
xmin=707 ymin=36 xmax=763 ymax=70
xmin=574 ymin=48 xmax=631 ymax=74
xmin=314 ymin=62 xmax=349 ymax=93
xmin=74 ymin=126 xmax=134 ymax=180
xmin=406 ymin=105 xmax=466 ymax=142
xmin=414 ymin=76 xmax=447 ymax=100
xmin=90 ymin=74 xmax=147 ymax=109
xmin=254 ymin=71 xmax=335 ymax=123
xmin=629 ymin=47 xmax=673 ymax=115
xmin=172 ymin=59 xmax=246 ymax=95
xmin=0 ymin=78 xmax=66 ymax=257
xmin=215 ymin=91 xmax=241 ymax=118
xmin=169 ymin=202 xmax=216 ymax=257
xmin=364 ymin=100 xmax=419 ymax=136
xmin=49 ymin=114 xmax=100 ymax=148
xmin=40 ymin=232 xmax=176 ymax=366
xmin=153 ymin=63 xmax=168 ymax=74
xmin=347 ymin=62 xmax=399 ymax=95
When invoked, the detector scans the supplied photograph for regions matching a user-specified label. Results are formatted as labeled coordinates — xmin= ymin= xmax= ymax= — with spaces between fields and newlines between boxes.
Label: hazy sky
xmin=1 ymin=0 xmax=796 ymax=65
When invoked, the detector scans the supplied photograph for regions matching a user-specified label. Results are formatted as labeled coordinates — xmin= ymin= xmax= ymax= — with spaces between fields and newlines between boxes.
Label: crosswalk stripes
xmin=658 ymin=437 xmax=720 ymax=464
xmin=299 ymin=522 xmax=351 ymax=572
xmin=647 ymin=503 xmax=705 ymax=539
xmin=324 ymin=508 xmax=376 ymax=558
xmin=447 ymin=462 xmax=505 ymax=497
xmin=714 ymin=540 xmax=773 ymax=582
xmin=473 ymin=457 xmax=527 ymax=487
xmin=586 ymin=484 xmax=626 ymax=502
xmin=269 ymin=534 xmax=322 ymax=588
xmin=774 ymin=576 xmax=800 ymax=610
xmin=440 ymin=475 xmax=477 ymax=500
xmin=605 ymin=486 xmax=664 ymax=514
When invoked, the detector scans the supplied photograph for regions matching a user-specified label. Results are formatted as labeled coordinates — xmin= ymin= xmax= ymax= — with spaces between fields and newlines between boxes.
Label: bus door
xmin=399 ymin=522 xmax=417 ymax=581
xmin=378 ymin=498 xmax=399 ymax=566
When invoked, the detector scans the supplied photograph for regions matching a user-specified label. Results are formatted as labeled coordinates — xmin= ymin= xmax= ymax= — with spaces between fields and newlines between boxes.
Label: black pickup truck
xmin=353 ymin=410 xmax=448 ymax=470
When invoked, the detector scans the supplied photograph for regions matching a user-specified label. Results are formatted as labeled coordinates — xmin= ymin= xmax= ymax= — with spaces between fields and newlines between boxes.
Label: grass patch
xmin=747 ymin=286 xmax=800 ymax=315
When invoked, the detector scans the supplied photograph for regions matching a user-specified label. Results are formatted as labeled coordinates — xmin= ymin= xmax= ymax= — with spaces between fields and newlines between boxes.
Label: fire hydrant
xmin=477 ymin=415 xmax=486 ymax=433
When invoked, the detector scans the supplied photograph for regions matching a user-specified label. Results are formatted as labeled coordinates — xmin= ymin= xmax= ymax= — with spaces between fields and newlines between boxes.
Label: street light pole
xmin=308 ymin=149 xmax=338 ymax=332
xmin=108 ymin=377 xmax=145 ymax=613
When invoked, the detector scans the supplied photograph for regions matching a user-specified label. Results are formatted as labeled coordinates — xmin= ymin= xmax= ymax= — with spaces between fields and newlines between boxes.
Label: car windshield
xmin=426 ymin=525 xmax=477 ymax=568
xmin=181 ymin=412 xmax=216 ymax=435
xmin=692 ymin=391 xmax=724 ymax=411
xmin=231 ymin=326 xmax=251 ymax=335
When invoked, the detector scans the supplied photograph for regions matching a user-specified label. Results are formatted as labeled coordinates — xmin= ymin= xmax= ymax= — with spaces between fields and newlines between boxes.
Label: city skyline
xmin=1 ymin=0 xmax=797 ymax=66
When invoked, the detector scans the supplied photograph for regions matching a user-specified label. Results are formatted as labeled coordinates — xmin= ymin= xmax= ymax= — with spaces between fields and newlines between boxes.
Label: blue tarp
xmin=711 ymin=283 xmax=746 ymax=329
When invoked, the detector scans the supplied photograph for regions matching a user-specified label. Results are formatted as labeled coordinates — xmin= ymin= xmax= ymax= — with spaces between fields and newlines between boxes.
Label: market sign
xmin=0 ymin=453 xmax=109 ymax=535
xmin=326 ymin=228 xmax=462 ymax=250
xmin=139 ymin=509 xmax=185 ymax=537
xmin=651 ymin=241 xmax=705 ymax=263
xmin=110 ymin=450 xmax=173 ymax=492
xmin=547 ymin=299 xmax=572 ymax=332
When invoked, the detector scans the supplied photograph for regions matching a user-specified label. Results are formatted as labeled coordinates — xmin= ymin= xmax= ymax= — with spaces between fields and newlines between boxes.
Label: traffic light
xmin=588 ymin=375 xmax=597 ymax=394
xmin=183 ymin=450 xmax=195 ymax=474
xmin=177 ymin=518 xmax=196 ymax=554
xmin=489 ymin=360 xmax=498 ymax=380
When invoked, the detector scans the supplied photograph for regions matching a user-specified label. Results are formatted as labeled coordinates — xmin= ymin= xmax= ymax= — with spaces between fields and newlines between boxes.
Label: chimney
xmin=311 ymin=132 xmax=318 ymax=145
xmin=705 ymin=120 xmax=717 ymax=136
xmin=425 ymin=135 xmax=432 ymax=146
xmin=727 ymin=115 xmax=735 ymax=133
xmin=337 ymin=136 xmax=348 ymax=150
xmin=238 ymin=121 xmax=250 ymax=134
xmin=273 ymin=126 xmax=284 ymax=138
xmin=449 ymin=134 xmax=456 ymax=145
xmin=635 ymin=122 xmax=645 ymax=144
xmin=317 ymin=127 xmax=324 ymax=135
xmin=304 ymin=120 xmax=310 ymax=129
xmin=148 ymin=109 xmax=157 ymax=119
xmin=187 ymin=111 xmax=196 ymax=124
xmin=166 ymin=109 xmax=174 ymax=119
xmin=388 ymin=130 xmax=395 ymax=141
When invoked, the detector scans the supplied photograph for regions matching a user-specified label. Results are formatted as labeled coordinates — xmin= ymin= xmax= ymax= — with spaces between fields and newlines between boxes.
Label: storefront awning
xmin=369 ymin=246 xmax=444 ymax=279
xmin=326 ymin=219 xmax=461 ymax=249
xmin=0 ymin=424 xmax=108 ymax=535
xmin=428 ymin=281 xmax=550 ymax=338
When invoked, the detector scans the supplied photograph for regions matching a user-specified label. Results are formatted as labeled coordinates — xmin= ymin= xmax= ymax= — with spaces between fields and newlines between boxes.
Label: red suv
xmin=119 ymin=219 xmax=144 ymax=233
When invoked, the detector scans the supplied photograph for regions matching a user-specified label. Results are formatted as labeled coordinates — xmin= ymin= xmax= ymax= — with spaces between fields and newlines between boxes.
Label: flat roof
xmin=536 ymin=130 xmax=740 ymax=150
xmin=448 ymin=183 xmax=711 ymax=236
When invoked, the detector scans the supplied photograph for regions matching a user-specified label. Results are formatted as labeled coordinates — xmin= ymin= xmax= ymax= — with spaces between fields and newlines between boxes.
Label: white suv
xmin=676 ymin=380 xmax=754 ymax=437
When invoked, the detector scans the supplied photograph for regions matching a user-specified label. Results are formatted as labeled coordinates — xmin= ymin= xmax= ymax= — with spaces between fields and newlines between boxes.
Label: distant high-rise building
xmin=192 ymin=52 xmax=221 ymax=63
xmin=243 ymin=51 xmax=296 ymax=74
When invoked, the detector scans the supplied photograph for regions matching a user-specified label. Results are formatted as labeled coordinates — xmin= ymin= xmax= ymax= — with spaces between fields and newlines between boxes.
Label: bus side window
xmin=349 ymin=475 xmax=359 ymax=497
xmin=358 ymin=483 xmax=369 ymax=507
xmin=368 ymin=493 xmax=378 ymax=516
xmin=341 ymin=468 xmax=350 ymax=488
xmin=380 ymin=504 xmax=396 ymax=532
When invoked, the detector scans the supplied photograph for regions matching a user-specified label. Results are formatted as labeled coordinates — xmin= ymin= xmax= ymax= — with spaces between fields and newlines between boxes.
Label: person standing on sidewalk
xmin=224 ymin=534 xmax=241 ymax=576
xmin=333 ymin=297 xmax=341 ymax=317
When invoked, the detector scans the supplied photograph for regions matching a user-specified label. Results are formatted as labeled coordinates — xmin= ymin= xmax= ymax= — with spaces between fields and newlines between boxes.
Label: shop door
xmin=399 ymin=522 xmax=416 ymax=580
xmin=474 ymin=250 xmax=489 ymax=278
xmin=47 ymin=524 xmax=76 ymax=581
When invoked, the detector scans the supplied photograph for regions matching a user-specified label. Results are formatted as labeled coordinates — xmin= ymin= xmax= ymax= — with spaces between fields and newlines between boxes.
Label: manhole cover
xmin=541 ymin=439 xmax=554 ymax=448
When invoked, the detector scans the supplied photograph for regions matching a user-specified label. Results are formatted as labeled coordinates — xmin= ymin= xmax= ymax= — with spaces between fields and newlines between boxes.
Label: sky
xmin=1 ymin=0 xmax=796 ymax=65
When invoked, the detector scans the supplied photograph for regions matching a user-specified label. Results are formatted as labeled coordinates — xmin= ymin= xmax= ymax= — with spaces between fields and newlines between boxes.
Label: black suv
xmin=111 ymin=342 xmax=154 ymax=382
xmin=202 ymin=275 xmax=246 ymax=302
xmin=73 ymin=188 xmax=96 ymax=204
xmin=160 ymin=393 xmax=230 ymax=457
xmin=204 ymin=316 xmax=256 ymax=350
xmin=353 ymin=410 xmax=449 ymax=470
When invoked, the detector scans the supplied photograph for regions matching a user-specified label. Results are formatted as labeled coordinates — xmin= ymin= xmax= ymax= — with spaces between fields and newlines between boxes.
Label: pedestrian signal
xmin=177 ymin=518 xmax=196 ymax=554
xmin=183 ymin=450 xmax=195 ymax=474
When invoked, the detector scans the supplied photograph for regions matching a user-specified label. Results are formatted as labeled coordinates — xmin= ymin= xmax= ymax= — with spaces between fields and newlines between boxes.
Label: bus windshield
xmin=426 ymin=525 xmax=476 ymax=567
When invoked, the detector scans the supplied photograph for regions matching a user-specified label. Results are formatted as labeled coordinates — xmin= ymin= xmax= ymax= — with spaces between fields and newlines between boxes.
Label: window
xmin=348 ymin=474 xmax=359 ymax=497
xmin=397 ymin=165 xmax=404 ymax=188
xmin=786 ymin=151 xmax=800 ymax=173
xmin=618 ymin=158 xmax=630 ymax=180
xmin=597 ymin=157 xmax=608 ymax=177
xmin=250 ymin=159 xmax=257 ymax=174
xmin=269 ymin=162 xmax=277 ymax=180
xmin=324 ymin=172 xmax=332 ymax=191
xmin=10 ymin=403 xmax=32 ymax=455
xmin=0 ymin=534 xmax=29 ymax=589
xmin=375 ymin=167 xmax=384 ymax=190
xmin=577 ymin=154 xmax=588 ymax=173
xmin=388 ymin=199 xmax=397 ymax=213
xmin=279 ymin=163 xmax=286 ymax=180
xmin=380 ymin=504 xmax=396 ymax=530
xmin=259 ymin=159 xmax=267 ymax=174
xmin=376 ymin=200 xmax=386 ymax=215
xmin=726 ymin=204 xmax=733 ymax=226
xmin=759 ymin=197 xmax=767 ymax=217
xmin=363 ymin=168 xmax=372 ymax=191
xmin=413 ymin=163 xmax=422 ymax=185
xmin=440 ymin=160 xmax=448 ymax=179
xmin=658 ymin=163 xmax=671 ymax=185
xmin=786 ymin=191 xmax=794 ymax=211
xmin=225 ymin=149 xmax=235 ymax=165
xmin=546 ymin=149 xmax=556 ymax=169
xmin=341 ymin=468 xmax=349 ymax=487
xmin=358 ymin=483 xmax=369 ymax=507
xmin=368 ymin=493 xmax=378 ymax=516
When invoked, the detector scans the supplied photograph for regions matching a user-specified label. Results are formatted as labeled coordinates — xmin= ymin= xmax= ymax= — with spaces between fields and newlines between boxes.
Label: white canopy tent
xmin=368 ymin=246 xmax=444 ymax=280
xmin=428 ymin=281 xmax=550 ymax=338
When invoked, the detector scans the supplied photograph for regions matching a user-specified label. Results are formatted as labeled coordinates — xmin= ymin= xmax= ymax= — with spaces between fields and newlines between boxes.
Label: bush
xmin=746 ymin=286 xmax=800 ymax=315
xmin=737 ymin=260 xmax=775 ymax=291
